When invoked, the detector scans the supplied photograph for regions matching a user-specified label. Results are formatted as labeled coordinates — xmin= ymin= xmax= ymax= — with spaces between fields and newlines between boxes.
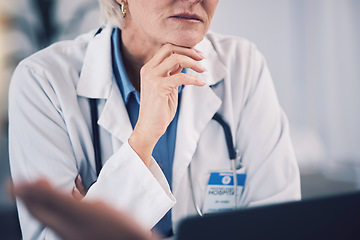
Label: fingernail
xmin=77 ymin=174 xmax=82 ymax=182
xmin=194 ymin=48 xmax=206 ymax=59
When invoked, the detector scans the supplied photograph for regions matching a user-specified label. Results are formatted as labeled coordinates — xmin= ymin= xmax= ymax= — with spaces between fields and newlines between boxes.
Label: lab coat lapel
xmin=172 ymin=36 xmax=227 ymax=194
xmin=97 ymin=83 xmax=133 ymax=150
xmin=76 ymin=26 xmax=132 ymax=149
xmin=77 ymin=26 xmax=113 ymax=99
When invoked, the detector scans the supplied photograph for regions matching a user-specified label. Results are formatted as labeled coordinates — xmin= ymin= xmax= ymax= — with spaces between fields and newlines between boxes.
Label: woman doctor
xmin=9 ymin=0 xmax=301 ymax=239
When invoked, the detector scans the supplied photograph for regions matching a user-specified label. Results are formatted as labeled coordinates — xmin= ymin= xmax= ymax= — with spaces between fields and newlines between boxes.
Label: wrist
xmin=128 ymin=129 xmax=158 ymax=167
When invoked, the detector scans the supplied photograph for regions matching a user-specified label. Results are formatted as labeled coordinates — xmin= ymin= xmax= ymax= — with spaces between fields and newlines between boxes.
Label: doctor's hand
xmin=72 ymin=174 xmax=86 ymax=200
xmin=129 ymin=44 xmax=206 ymax=166
xmin=10 ymin=179 xmax=160 ymax=240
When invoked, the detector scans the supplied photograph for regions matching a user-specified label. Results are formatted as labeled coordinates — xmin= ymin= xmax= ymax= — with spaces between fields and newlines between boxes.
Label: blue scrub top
xmin=111 ymin=28 xmax=182 ymax=237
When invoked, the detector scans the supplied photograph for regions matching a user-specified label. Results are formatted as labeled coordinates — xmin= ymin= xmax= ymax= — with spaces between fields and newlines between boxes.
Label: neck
xmin=120 ymin=24 xmax=162 ymax=92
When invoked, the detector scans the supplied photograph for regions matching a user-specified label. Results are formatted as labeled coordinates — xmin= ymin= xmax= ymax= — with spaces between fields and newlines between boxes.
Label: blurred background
xmin=0 ymin=0 xmax=359 ymax=232
xmin=212 ymin=0 xmax=360 ymax=197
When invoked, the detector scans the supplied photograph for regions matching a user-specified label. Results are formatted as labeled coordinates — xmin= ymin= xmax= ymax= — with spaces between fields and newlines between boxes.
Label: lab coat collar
xmin=191 ymin=33 xmax=227 ymax=86
xmin=77 ymin=26 xmax=114 ymax=99
xmin=172 ymin=34 xmax=227 ymax=194
xmin=77 ymin=26 xmax=133 ymax=146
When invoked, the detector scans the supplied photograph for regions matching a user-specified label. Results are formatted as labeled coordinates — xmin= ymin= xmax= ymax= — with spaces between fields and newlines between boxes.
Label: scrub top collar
xmin=111 ymin=28 xmax=141 ymax=105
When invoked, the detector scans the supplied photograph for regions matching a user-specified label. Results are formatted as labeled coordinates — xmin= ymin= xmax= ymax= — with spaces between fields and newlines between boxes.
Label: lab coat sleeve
xmin=236 ymin=45 xmax=301 ymax=207
xmin=85 ymin=142 xmax=176 ymax=230
xmin=9 ymin=62 xmax=175 ymax=240
xmin=9 ymin=62 xmax=77 ymax=240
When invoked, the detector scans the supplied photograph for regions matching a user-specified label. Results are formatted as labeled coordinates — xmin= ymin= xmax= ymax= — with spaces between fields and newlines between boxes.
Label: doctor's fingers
xmin=72 ymin=187 xmax=84 ymax=201
xmin=72 ymin=174 xmax=86 ymax=200
xmin=164 ymin=73 xmax=205 ymax=88
xmin=151 ymin=53 xmax=206 ymax=77
xmin=75 ymin=174 xmax=87 ymax=195
xmin=145 ymin=44 xmax=204 ymax=68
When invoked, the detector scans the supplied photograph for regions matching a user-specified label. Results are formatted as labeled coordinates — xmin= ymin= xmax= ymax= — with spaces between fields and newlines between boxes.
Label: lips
xmin=170 ymin=13 xmax=203 ymax=22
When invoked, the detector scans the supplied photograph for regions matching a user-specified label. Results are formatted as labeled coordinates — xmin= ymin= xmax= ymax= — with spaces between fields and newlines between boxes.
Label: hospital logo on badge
xmin=222 ymin=175 xmax=231 ymax=185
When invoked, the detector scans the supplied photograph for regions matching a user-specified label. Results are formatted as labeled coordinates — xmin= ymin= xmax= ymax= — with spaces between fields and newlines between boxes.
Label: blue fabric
xmin=111 ymin=28 xmax=182 ymax=237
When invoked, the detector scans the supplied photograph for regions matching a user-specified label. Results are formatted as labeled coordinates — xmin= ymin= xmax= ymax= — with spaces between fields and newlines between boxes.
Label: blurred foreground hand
xmin=10 ymin=179 xmax=159 ymax=240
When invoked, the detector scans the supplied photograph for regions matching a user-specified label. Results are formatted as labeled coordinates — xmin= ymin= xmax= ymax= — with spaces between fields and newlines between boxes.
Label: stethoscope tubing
xmin=90 ymin=98 xmax=102 ymax=177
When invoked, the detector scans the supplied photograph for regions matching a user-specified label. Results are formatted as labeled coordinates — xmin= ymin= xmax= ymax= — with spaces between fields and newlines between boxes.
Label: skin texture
xmin=120 ymin=0 xmax=219 ymax=63
xmin=10 ymin=179 xmax=160 ymax=240
xmin=118 ymin=0 xmax=219 ymax=166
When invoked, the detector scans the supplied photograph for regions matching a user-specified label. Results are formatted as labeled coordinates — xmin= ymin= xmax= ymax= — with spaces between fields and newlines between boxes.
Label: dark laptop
xmin=176 ymin=191 xmax=360 ymax=240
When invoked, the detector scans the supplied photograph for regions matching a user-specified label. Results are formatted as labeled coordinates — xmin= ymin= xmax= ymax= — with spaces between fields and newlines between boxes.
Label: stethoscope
xmin=89 ymin=27 xmax=242 ymax=218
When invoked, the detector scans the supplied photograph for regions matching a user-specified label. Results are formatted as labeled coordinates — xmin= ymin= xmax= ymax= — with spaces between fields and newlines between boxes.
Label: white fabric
xmin=9 ymin=25 xmax=301 ymax=239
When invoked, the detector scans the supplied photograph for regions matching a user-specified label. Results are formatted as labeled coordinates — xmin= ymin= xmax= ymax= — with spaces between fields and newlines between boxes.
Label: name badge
xmin=202 ymin=170 xmax=246 ymax=214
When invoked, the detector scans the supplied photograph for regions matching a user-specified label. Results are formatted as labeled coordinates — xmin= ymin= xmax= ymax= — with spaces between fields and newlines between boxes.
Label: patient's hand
xmin=10 ymin=179 xmax=159 ymax=240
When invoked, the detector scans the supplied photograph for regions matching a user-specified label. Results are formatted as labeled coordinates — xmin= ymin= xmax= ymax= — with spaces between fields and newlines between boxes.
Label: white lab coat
xmin=9 ymin=25 xmax=301 ymax=240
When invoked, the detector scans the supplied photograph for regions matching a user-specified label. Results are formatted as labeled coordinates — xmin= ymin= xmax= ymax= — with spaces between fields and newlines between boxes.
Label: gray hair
xmin=98 ymin=0 xmax=125 ymax=29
